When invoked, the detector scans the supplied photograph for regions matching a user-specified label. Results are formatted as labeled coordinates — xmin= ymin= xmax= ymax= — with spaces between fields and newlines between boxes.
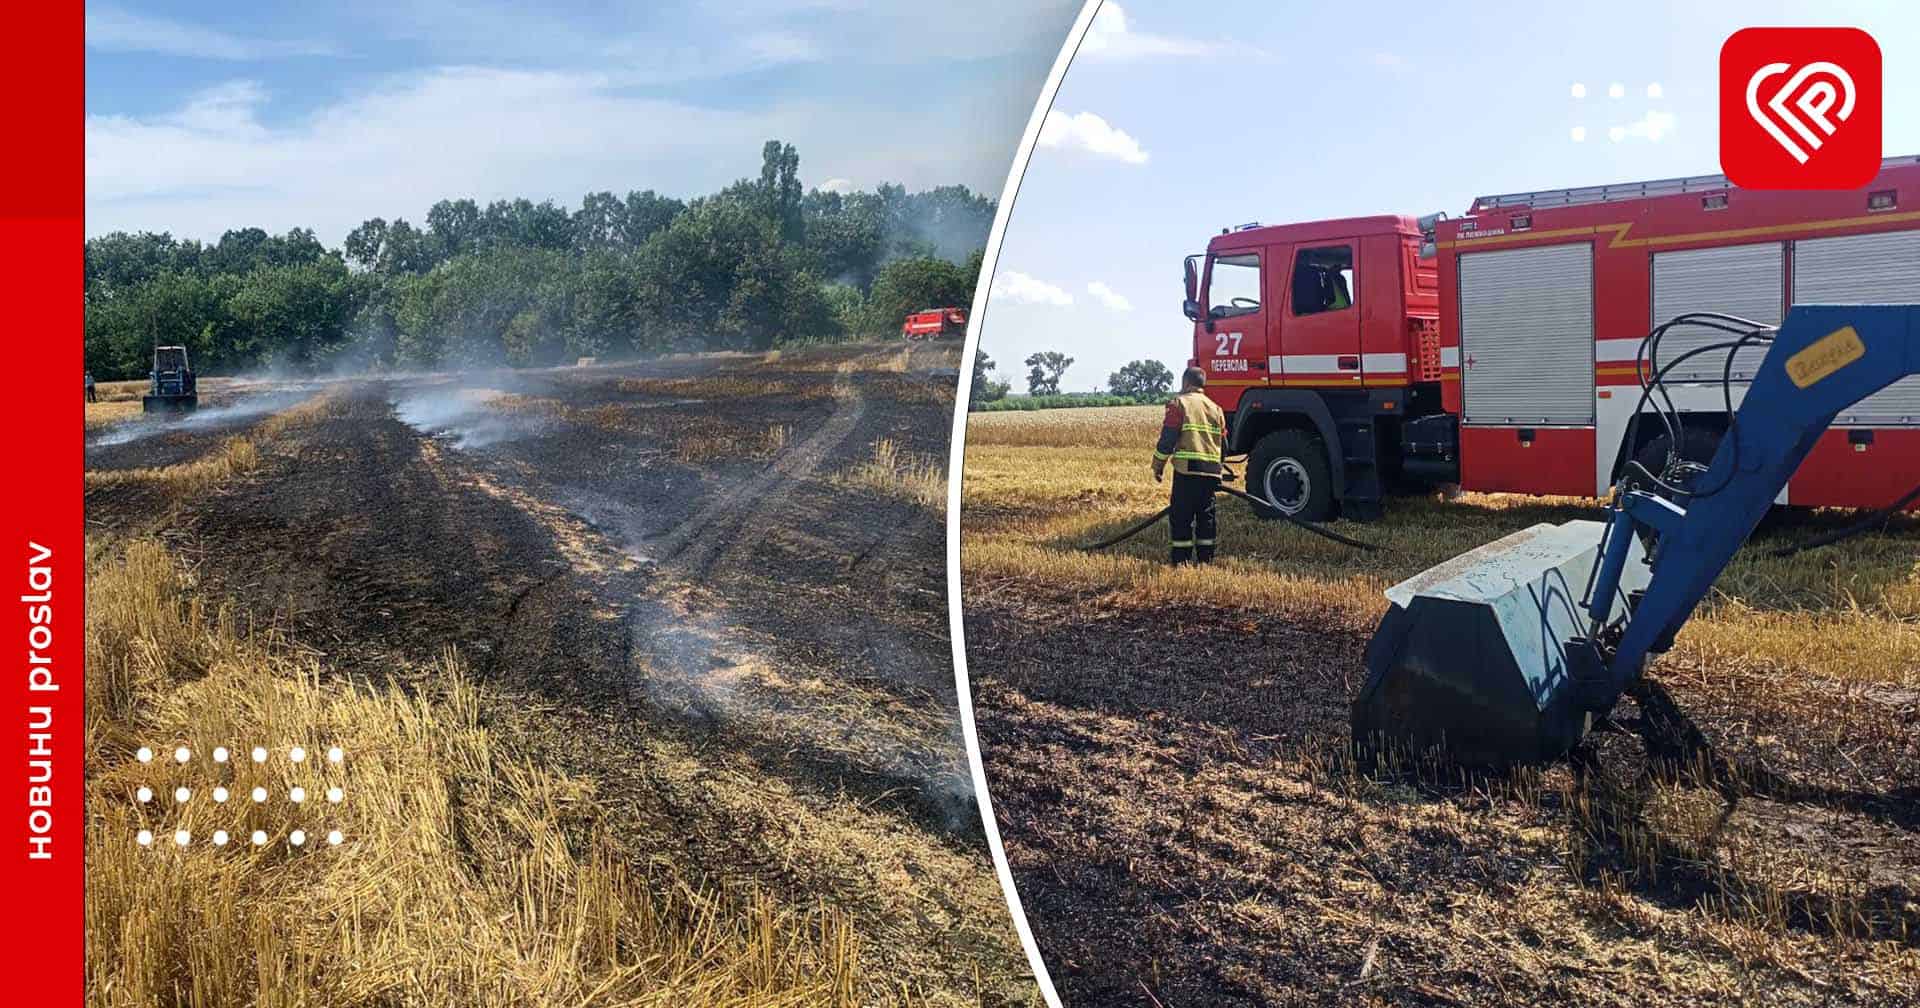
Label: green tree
xmin=224 ymin=258 xmax=358 ymax=369
xmin=970 ymin=350 xmax=1009 ymax=407
xmin=757 ymin=140 xmax=804 ymax=243
xmin=82 ymin=141 xmax=1000 ymax=377
xmin=1024 ymin=351 xmax=1073 ymax=395
xmin=1108 ymin=359 xmax=1175 ymax=399
xmin=863 ymin=256 xmax=973 ymax=337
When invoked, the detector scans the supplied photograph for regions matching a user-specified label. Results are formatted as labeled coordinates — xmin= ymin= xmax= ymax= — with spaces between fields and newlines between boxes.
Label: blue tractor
xmin=142 ymin=345 xmax=198 ymax=413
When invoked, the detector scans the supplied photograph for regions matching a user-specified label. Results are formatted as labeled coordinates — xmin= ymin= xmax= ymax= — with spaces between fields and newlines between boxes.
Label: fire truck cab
xmin=1184 ymin=215 xmax=1440 ymax=519
xmin=1188 ymin=156 xmax=1920 ymax=520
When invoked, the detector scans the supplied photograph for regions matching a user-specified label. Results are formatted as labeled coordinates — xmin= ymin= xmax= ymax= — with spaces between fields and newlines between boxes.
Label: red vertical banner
xmin=5 ymin=2 xmax=84 ymax=1000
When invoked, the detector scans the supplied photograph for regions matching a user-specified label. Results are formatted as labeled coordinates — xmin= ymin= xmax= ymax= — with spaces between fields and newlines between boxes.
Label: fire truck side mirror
xmin=1183 ymin=298 xmax=1202 ymax=322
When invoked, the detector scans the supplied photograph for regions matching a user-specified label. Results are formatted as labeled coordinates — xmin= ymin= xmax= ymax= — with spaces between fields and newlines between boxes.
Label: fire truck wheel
xmin=1248 ymin=428 xmax=1333 ymax=522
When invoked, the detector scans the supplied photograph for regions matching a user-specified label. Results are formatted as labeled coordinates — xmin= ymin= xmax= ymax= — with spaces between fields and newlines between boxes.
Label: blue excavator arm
xmin=1587 ymin=304 xmax=1920 ymax=702
xmin=1354 ymin=304 xmax=1917 ymax=767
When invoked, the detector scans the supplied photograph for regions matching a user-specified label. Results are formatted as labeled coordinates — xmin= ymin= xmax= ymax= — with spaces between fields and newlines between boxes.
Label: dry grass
xmin=93 ymin=379 xmax=151 ymax=402
xmin=84 ymin=437 xmax=262 ymax=494
xmin=963 ymin=405 xmax=1160 ymax=449
xmin=615 ymin=376 xmax=839 ymax=401
xmin=87 ymin=399 xmax=145 ymax=431
xmin=86 ymin=539 xmax=865 ymax=1008
xmin=845 ymin=439 xmax=947 ymax=509
xmin=961 ymin=415 xmax=1920 ymax=683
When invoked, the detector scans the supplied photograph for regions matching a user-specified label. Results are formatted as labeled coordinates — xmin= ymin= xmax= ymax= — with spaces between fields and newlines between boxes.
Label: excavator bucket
xmin=1351 ymin=520 xmax=1650 ymax=768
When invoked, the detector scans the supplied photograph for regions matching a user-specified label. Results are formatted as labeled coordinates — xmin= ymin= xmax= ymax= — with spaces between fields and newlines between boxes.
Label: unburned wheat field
xmin=960 ymin=404 xmax=1920 ymax=1007
xmin=84 ymin=343 xmax=1033 ymax=1008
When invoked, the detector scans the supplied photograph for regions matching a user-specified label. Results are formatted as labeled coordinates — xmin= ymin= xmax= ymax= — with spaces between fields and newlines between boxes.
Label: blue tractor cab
xmin=142 ymin=345 xmax=198 ymax=413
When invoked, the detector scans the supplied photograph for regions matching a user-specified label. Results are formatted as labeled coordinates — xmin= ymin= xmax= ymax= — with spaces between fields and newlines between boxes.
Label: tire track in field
xmin=654 ymin=365 xmax=867 ymax=581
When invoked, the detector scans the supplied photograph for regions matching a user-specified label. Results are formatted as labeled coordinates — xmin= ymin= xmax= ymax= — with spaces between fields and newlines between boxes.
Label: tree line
xmin=84 ymin=141 xmax=991 ymax=379
xmin=969 ymin=350 xmax=1173 ymax=408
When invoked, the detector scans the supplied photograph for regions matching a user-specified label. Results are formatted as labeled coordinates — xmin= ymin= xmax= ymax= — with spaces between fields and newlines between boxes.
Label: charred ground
xmin=961 ymin=405 xmax=1920 ymax=1007
xmin=86 ymin=344 xmax=1031 ymax=1006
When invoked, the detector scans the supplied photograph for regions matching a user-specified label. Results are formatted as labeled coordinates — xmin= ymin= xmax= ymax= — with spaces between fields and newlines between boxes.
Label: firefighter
xmin=1152 ymin=366 xmax=1227 ymax=564
xmin=84 ymin=370 xmax=97 ymax=403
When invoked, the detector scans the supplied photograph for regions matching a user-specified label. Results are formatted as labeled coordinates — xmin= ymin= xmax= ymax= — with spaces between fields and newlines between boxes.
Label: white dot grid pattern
xmin=1570 ymin=82 xmax=1668 ymax=144
xmin=131 ymin=741 xmax=350 ymax=850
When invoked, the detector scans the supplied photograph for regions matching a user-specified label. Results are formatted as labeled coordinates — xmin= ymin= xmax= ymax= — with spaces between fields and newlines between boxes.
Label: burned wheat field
xmin=83 ymin=343 xmax=1030 ymax=1007
xmin=960 ymin=405 xmax=1920 ymax=1007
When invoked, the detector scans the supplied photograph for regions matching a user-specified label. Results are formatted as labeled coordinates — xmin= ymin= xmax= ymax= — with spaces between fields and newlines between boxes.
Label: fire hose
xmin=1077 ymin=473 xmax=1378 ymax=553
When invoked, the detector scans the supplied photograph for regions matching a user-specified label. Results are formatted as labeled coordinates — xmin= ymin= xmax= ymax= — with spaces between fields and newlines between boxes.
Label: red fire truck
xmin=1185 ymin=155 xmax=1920 ymax=520
xmin=902 ymin=307 xmax=968 ymax=340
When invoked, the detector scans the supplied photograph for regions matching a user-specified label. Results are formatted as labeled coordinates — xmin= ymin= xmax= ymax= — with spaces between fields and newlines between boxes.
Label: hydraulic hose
xmin=1771 ymin=480 xmax=1920 ymax=557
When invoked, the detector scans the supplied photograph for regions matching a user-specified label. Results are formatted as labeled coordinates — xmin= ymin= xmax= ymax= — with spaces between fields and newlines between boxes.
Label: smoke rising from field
xmin=622 ymin=597 xmax=976 ymax=831
xmin=86 ymin=389 xmax=315 ymax=450
xmin=390 ymin=385 xmax=547 ymax=450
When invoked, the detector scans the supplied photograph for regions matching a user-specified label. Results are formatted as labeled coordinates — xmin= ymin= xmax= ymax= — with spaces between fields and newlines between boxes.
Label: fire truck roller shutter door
xmin=1458 ymin=242 xmax=1595 ymax=426
xmin=1793 ymin=230 xmax=1920 ymax=426
xmin=1650 ymin=242 xmax=1785 ymax=381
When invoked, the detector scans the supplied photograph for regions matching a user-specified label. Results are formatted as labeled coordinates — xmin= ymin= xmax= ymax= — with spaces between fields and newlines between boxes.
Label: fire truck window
xmin=1207 ymin=254 xmax=1261 ymax=318
xmin=1292 ymin=245 xmax=1355 ymax=315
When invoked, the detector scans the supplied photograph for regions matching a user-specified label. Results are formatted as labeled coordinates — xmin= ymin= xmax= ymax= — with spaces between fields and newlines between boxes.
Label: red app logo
xmin=1721 ymin=27 xmax=1881 ymax=189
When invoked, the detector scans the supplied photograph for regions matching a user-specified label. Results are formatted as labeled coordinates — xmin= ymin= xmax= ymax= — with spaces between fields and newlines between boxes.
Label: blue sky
xmin=980 ymin=0 xmax=1920 ymax=393
xmin=85 ymin=0 xmax=1081 ymax=243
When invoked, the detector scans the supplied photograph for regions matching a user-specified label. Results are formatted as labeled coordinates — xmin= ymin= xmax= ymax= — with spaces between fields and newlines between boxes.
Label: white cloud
xmin=1039 ymin=109 xmax=1148 ymax=164
xmin=85 ymin=71 xmax=881 ymax=243
xmin=992 ymin=270 xmax=1074 ymax=307
xmin=84 ymin=5 xmax=1080 ymax=242
xmin=818 ymin=177 xmax=855 ymax=193
xmin=1623 ymin=108 xmax=1677 ymax=142
xmin=1086 ymin=281 xmax=1132 ymax=312
xmin=86 ymin=6 xmax=338 ymax=60
xmin=1080 ymin=2 xmax=1212 ymax=60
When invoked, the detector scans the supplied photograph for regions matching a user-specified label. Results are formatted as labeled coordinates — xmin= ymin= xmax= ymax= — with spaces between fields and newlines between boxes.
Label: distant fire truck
xmin=902 ymin=307 xmax=967 ymax=340
xmin=1185 ymin=155 xmax=1920 ymax=520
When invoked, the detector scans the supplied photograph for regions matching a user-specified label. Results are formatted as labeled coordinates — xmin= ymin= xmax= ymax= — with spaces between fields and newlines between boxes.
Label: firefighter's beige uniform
xmin=1153 ymin=390 xmax=1227 ymax=564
